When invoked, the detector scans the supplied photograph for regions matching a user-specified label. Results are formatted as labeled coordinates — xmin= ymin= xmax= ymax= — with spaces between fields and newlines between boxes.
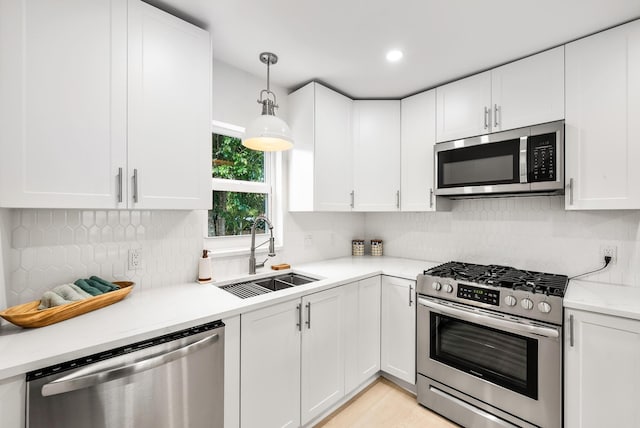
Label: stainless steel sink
xmin=219 ymin=273 xmax=318 ymax=299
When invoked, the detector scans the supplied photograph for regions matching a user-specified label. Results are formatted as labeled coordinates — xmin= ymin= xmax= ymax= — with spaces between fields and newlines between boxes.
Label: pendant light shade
xmin=242 ymin=52 xmax=294 ymax=152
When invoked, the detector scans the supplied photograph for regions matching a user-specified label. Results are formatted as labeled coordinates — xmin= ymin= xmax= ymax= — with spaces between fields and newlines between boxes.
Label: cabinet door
xmin=241 ymin=299 xmax=301 ymax=428
xmin=315 ymin=84 xmax=354 ymax=211
xmin=128 ymin=0 xmax=211 ymax=210
xmin=352 ymin=101 xmax=401 ymax=211
xmin=381 ymin=276 xmax=416 ymax=385
xmin=565 ymin=309 xmax=640 ymax=427
xmin=0 ymin=0 xmax=127 ymax=208
xmin=301 ymin=287 xmax=345 ymax=425
xmin=401 ymin=90 xmax=441 ymax=212
xmin=565 ymin=21 xmax=640 ymax=209
xmin=492 ymin=47 xmax=564 ymax=132
xmin=355 ymin=276 xmax=381 ymax=382
xmin=436 ymin=71 xmax=491 ymax=142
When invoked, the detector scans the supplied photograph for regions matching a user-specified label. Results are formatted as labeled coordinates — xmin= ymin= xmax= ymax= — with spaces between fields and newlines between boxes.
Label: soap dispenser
xmin=198 ymin=250 xmax=212 ymax=284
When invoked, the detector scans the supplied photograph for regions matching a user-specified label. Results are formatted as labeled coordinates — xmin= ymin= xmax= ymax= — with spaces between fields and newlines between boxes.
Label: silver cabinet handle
xmin=350 ymin=190 xmax=354 ymax=208
xmin=409 ymin=283 xmax=413 ymax=307
xmin=494 ymin=104 xmax=499 ymax=127
xmin=117 ymin=167 xmax=123 ymax=203
xmin=569 ymin=314 xmax=574 ymax=347
xmin=41 ymin=333 xmax=219 ymax=397
xmin=296 ymin=304 xmax=302 ymax=331
xmin=484 ymin=106 xmax=489 ymax=129
xmin=396 ymin=190 xmax=400 ymax=209
xmin=133 ymin=169 xmax=139 ymax=203
xmin=568 ymin=178 xmax=574 ymax=205
xmin=429 ymin=188 xmax=434 ymax=208
xmin=305 ymin=302 xmax=311 ymax=329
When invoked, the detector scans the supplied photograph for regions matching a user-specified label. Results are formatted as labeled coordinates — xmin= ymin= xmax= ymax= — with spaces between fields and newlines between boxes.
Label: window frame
xmin=205 ymin=120 xmax=281 ymax=257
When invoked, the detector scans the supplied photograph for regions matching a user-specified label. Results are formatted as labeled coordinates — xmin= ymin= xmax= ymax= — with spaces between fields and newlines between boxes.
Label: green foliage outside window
xmin=209 ymin=133 xmax=267 ymax=237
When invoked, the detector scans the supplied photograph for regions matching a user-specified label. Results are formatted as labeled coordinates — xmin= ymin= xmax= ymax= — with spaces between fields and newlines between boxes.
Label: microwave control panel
xmin=528 ymin=132 xmax=556 ymax=182
xmin=457 ymin=284 xmax=500 ymax=306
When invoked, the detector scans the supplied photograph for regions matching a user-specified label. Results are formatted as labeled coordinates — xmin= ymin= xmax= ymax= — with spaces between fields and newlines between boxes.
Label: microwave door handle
xmin=41 ymin=333 xmax=219 ymax=397
xmin=519 ymin=137 xmax=528 ymax=183
xmin=418 ymin=297 xmax=559 ymax=339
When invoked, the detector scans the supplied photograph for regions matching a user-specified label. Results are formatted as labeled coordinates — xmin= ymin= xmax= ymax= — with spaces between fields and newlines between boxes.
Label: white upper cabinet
xmin=288 ymin=82 xmax=353 ymax=211
xmin=565 ymin=20 xmax=640 ymax=210
xmin=0 ymin=0 xmax=211 ymax=210
xmin=491 ymin=46 xmax=564 ymax=132
xmin=352 ymin=100 xmax=401 ymax=211
xmin=436 ymin=48 xmax=564 ymax=142
xmin=401 ymin=90 xmax=450 ymax=212
xmin=0 ymin=0 xmax=127 ymax=208
xmin=127 ymin=1 xmax=210 ymax=209
xmin=436 ymin=71 xmax=492 ymax=142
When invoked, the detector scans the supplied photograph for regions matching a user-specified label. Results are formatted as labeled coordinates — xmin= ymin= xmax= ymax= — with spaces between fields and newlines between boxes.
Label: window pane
xmin=212 ymin=133 xmax=264 ymax=182
xmin=209 ymin=191 xmax=268 ymax=237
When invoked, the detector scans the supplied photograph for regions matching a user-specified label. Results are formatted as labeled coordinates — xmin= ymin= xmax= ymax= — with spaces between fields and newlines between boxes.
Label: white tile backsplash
xmin=365 ymin=196 xmax=640 ymax=286
xmin=6 ymin=209 xmax=204 ymax=307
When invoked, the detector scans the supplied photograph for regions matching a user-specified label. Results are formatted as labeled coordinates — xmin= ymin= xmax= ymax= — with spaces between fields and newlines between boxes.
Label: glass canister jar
xmin=352 ymin=239 xmax=365 ymax=256
xmin=371 ymin=239 xmax=383 ymax=256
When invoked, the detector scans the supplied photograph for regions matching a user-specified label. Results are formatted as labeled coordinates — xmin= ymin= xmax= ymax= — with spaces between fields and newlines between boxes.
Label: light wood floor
xmin=315 ymin=378 xmax=459 ymax=428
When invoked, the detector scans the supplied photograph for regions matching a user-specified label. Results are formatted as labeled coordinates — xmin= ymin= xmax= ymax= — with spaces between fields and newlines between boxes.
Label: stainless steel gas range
xmin=416 ymin=262 xmax=568 ymax=428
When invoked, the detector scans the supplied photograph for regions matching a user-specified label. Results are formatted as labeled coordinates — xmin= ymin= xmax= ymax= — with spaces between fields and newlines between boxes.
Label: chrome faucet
xmin=249 ymin=215 xmax=276 ymax=274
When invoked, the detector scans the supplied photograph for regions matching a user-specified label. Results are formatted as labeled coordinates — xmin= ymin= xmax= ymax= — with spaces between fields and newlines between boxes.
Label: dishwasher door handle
xmin=41 ymin=333 xmax=219 ymax=397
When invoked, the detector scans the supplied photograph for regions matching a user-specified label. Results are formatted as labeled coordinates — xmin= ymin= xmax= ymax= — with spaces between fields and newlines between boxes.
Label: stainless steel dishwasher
xmin=26 ymin=320 xmax=224 ymax=428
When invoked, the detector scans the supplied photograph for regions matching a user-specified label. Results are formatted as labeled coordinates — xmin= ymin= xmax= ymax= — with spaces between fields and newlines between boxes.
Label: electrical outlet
xmin=128 ymin=248 xmax=142 ymax=269
xmin=304 ymin=234 xmax=313 ymax=248
xmin=601 ymin=245 xmax=617 ymax=264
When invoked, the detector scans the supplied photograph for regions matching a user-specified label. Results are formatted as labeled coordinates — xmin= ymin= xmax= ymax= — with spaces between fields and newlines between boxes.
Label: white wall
xmin=212 ymin=59 xmax=289 ymax=128
xmin=365 ymin=196 xmax=640 ymax=286
xmin=0 ymin=209 xmax=11 ymax=311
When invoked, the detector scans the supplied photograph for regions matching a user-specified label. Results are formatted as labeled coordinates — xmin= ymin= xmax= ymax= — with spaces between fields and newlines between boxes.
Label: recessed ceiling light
xmin=386 ymin=49 xmax=403 ymax=62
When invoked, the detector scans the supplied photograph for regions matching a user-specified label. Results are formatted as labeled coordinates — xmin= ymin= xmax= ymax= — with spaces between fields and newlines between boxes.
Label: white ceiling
xmin=149 ymin=0 xmax=640 ymax=99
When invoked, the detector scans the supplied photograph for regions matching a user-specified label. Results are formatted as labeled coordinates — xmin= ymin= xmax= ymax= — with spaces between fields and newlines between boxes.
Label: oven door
xmin=417 ymin=297 xmax=561 ymax=428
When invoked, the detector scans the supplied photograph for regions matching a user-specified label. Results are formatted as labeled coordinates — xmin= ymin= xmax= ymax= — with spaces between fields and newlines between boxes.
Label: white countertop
xmin=0 ymin=256 xmax=435 ymax=380
xmin=564 ymin=279 xmax=640 ymax=321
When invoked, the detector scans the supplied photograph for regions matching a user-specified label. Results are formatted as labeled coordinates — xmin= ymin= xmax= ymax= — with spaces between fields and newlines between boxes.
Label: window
xmin=208 ymin=121 xmax=277 ymax=253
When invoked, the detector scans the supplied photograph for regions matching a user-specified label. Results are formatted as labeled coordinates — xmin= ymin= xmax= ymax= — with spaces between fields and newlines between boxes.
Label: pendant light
xmin=242 ymin=52 xmax=294 ymax=151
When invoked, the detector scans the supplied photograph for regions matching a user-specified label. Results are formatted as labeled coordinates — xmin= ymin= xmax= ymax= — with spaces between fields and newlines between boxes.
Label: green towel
xmin=85 ymin=279 xmax=112 ymax=293
xmin=74 ymin=279 xmax=103 ymax=296
xmin=89 ymin=276 xmax=120 ymax=291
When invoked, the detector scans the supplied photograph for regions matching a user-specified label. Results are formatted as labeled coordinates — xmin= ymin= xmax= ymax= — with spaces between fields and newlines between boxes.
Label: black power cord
xmin=569 ymin=256 xmax=612 ymax=280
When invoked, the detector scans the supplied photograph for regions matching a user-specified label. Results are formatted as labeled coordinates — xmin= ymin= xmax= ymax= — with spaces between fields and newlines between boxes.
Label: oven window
xmin=437 ymin=138 xmax=520 ymax=188
xmin=430 ymin=313 xmax=538 ymax=399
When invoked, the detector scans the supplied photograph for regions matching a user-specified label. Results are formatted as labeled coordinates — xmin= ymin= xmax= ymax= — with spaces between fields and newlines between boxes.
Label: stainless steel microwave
xmin=434 ymin=121 xmax=564 ymax=197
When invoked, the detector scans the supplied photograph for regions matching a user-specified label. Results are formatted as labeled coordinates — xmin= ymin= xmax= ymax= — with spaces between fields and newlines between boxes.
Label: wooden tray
xmin=0 ymin=281 xmax=134 ymax=328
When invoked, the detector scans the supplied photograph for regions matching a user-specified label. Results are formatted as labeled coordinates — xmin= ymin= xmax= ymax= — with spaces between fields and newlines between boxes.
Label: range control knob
xmin=538 ymin=301 xmax=552 ymax=313
xmin=432 ymin=282 xmax=442 ymax=291
xmin=444 ymin=284 xmax=453 ymax=293
xmin=504 ymin=295 xmax=517 ymax=306
xmin=521 ymin=298 xmax=534 ymax=310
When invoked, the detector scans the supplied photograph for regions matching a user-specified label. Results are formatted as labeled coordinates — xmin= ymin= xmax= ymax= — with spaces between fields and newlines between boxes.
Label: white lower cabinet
xmin=241 ymin=299 xmax=301 ymax=428
xmin=0 ymin=375 xmax=25 ymax=428
xmin=344 ymin=276 xmax=381 ymax=392
xmin=240 ymin=286 xmax=345 ymax=428
xmin=565 ymin=309 xmax=640 ymax=427
xmin=381 ymin=276 xmax=416 ymax=385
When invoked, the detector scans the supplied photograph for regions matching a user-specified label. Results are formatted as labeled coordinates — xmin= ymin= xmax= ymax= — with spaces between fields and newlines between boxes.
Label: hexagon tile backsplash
xmin=7 ymin=209 xmax=203 ymax=306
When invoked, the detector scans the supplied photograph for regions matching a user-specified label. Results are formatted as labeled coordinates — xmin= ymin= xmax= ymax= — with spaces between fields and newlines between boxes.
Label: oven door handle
xmin=418 ymin=298 xmax=559 ymax=339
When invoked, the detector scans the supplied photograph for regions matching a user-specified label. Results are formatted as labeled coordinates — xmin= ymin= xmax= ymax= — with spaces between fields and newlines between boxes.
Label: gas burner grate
xmin=424 ymin=261 xmax=569 ymax=296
